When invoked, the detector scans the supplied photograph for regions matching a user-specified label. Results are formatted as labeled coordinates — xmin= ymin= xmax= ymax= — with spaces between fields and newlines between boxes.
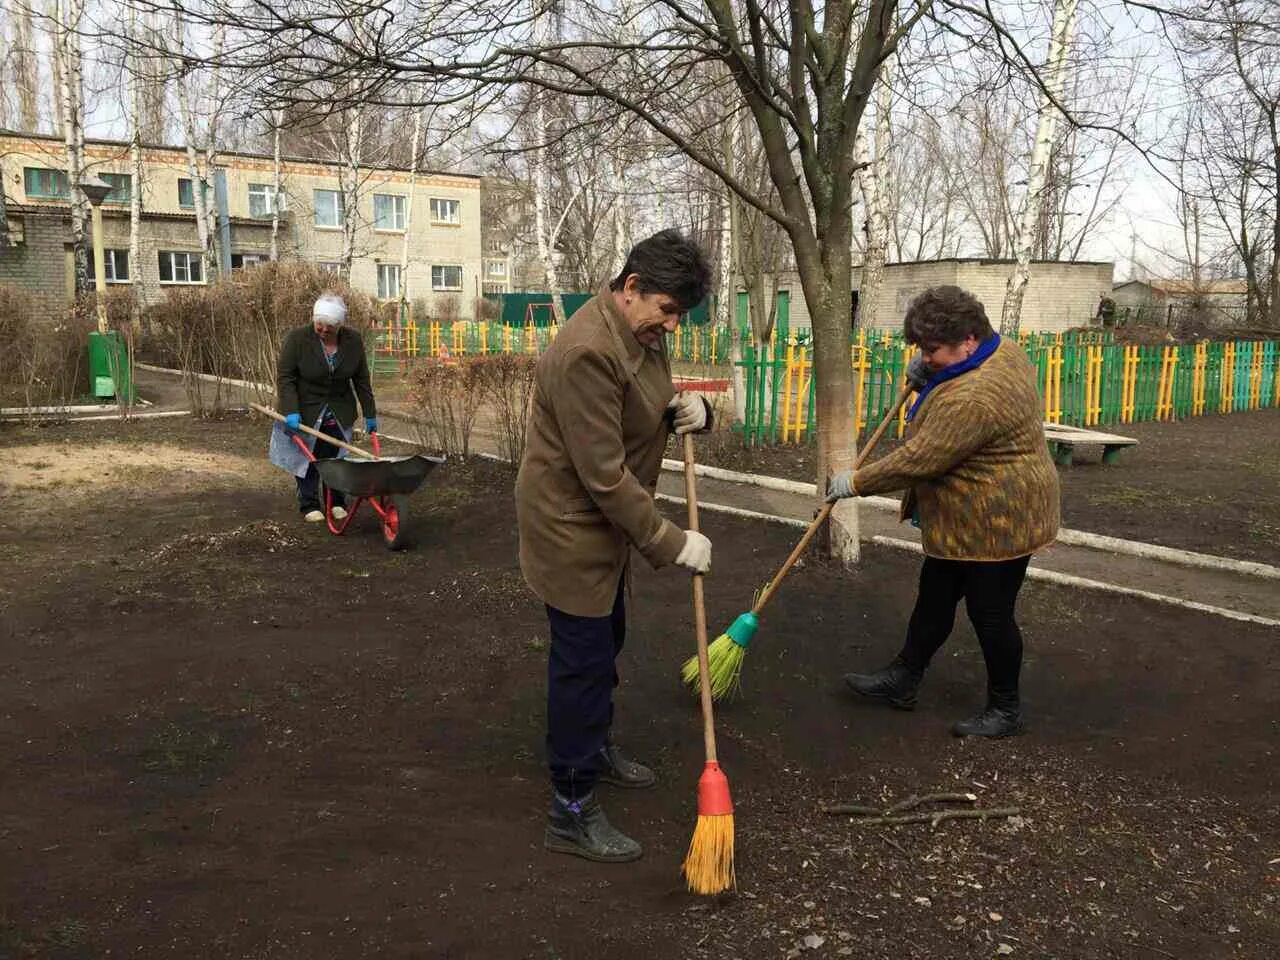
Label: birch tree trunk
xmin=532 ymin=3 xmax=566 ymax=323
xmin=1001 ymin=0 xmax=1079 ymax=335
xmin=857 ymin=52 xmax=894 ymax=330
xmin=128 ymin=11 xmax=144 ymax=317
xmin=339 ymin=106 xmax=362 ymax=282
xmin=55 ymin=0 xmax=88 ymax=297
xmin=174 ymin=15 xmax=212 ymax=279
xmin=14 ymin=4 xmax=39 ymax=131
xmin=719 ymin=117 xmax=744 ymax=423
xmin=46 ymin=0 xmax=63 ymax=137
xmin=202 ymin=23 xmax=226 ymax=273
xmin=270 ymin=109 xmax=282 ymax=261
xmin=399 ymin=107 xmax=423 ymax=316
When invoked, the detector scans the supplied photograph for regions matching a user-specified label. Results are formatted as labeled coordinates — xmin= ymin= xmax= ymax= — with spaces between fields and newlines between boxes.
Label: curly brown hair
xmin=903 ymin=285 xmax=994 ymax=346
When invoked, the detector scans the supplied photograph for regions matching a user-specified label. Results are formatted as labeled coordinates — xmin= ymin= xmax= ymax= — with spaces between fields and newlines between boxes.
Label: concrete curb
xmin=136 ymin=362 xmax=270 ymax=393
xmin=655 ymin=493 xmax=1280 ymax=629
xmin=659 ymin=458 xmax=1280 ymax=581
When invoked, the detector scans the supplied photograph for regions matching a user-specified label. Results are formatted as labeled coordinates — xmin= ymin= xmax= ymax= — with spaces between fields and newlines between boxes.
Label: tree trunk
xmin=1001 ymin=0 xmax=1079 ymax=335
xmin=339 ymin=107 xmax=362 ymax=282
xmin=719 ymin=117 xmax=745 ymax=423
xmin=399 ymin=107 xmax=423 ymax=314
xmin=128 ymin=12 xmax=143 ymax=318
xmin=56 ymin=0 xmax=88 ymax=297
xmin=858 ymin=58 xmax=893 ymax=330
xmin=174 ymin=14 xmax=213 ymax=279
xmin=14 ymin=5 xmax=39 ymax=131
xmin=270 ymin=110 xmax=282 ymax=261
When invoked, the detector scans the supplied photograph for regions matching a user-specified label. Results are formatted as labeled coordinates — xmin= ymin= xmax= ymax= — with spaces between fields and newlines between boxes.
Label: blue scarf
xmin=906 ymin=333 xmax=1001 ymax=422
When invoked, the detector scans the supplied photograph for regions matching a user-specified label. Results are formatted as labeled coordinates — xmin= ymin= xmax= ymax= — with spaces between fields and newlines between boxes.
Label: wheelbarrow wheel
xmin=381 ymin=495 xmax=412 ymax=551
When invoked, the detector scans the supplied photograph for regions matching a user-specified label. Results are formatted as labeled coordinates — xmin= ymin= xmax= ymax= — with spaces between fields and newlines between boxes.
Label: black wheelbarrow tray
xmin=293 ymin=432 xmax=443 ymax=550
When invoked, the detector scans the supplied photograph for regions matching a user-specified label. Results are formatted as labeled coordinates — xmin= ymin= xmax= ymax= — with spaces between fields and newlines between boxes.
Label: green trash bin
xmin=87 ymin=331 xmax=132 ymax=401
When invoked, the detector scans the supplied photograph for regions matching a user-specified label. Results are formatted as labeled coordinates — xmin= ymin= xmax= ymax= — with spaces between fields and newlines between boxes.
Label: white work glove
xmin=667 ymin=392 xmax=708 ymax=435
xmin=675 ymin=530 xmax=712 ymax=574
xmin=825 ymin=469 xmax=856 ymax=502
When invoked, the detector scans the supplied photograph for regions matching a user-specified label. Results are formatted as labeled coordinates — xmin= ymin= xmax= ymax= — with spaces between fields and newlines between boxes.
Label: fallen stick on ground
xmin=822 ymin=792 xmax=979 ymax=817
xmin=821 ymin=792 xmax=1018 ymax=828
xmin=845 ymin=808 xmax=1022 ymax=828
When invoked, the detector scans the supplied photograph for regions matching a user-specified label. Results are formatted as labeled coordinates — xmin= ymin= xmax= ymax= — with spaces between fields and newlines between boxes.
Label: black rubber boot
xmin=598 ymin=744 xmax=656 ymax=789
xmin=952 ymin=694 xmax=1025 ymax=738
xmin=843 ymin=658 xmax=922 ymax=710
xmin=544 ymin=792 xmax=642 ymax=863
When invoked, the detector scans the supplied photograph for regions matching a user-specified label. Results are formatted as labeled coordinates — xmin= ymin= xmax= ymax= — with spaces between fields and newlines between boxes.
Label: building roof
xmin=0 ymin=128 xmax=481 ymax=181
xmin=1114 ymin=278 xmax=1248 ymax=295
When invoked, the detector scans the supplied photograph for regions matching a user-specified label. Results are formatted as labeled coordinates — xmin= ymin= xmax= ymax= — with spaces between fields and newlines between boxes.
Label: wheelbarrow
xmin=252 ymin=403 xmax=443 ymax=550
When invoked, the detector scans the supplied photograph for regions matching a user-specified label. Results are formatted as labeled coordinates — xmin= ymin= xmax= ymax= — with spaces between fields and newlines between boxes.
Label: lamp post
xmin=79 ymin=175 xmax=113 ymax=335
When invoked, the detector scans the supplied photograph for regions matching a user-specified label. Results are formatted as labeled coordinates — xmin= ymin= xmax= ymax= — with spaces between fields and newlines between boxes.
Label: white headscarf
xmin=313 ymin=292 xmax=347 ymax=327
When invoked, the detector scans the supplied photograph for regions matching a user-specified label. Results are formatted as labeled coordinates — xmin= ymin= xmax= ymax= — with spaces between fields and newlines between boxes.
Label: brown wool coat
xmin=853 ymin=338 xmax=1060 ymax=561
xmin=516 ymin=290 xmax=689 ymax=617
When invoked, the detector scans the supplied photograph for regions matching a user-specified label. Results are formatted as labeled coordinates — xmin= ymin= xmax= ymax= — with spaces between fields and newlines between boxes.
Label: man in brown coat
xmin=828 ymin=285 xmax=1060 ymax=738
xmin=516 ymin=230 xmax=714 ymax=863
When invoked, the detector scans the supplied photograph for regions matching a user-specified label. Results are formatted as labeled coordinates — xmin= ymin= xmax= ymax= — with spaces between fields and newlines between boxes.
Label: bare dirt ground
xmin=0 ymin=416 xmax=1276 ymax=959
xmin=692 ymin=407 xmax=1280 ymax=566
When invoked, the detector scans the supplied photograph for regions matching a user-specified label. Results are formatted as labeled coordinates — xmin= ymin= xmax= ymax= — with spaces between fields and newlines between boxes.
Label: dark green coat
xmin=276 ymin=325 xmax=376 ymax=430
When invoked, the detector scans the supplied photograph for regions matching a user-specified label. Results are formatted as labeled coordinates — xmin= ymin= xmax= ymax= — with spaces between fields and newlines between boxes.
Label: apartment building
xmin=0 ymin=130 xmax=483 ymax=316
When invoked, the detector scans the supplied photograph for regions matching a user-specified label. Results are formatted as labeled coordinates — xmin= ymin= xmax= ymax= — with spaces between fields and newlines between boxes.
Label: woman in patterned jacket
xmin=827 ymin=285 xmax=1060 ymax=738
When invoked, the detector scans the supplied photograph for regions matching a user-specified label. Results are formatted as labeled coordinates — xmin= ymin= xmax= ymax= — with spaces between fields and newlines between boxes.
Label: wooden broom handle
xmin=750 ymin=384 xmax=914 ymax=615
xmin=250 ymin=402 xmax=378 ymax=460
xmin=683 ymin=432 xmax=718 ymax=763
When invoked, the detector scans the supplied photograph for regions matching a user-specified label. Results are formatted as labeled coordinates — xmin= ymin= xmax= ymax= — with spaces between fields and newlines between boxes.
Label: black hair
xmin=903 ymin=285 xmax=995 ymax=345
xmin=609 ymin=229 xmax=712 ymax=312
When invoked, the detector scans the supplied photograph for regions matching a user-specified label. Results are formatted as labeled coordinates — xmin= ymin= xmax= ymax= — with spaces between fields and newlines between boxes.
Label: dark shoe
xmin=951 ymin=705 xmax=1025 ymax=738
xmin=598 ymin=744 xmax=656 ymax=789
xmin=843 ymin=659 xmax=921 ymax=710
xmin=544 ymin=792 xmax=642 ymax=863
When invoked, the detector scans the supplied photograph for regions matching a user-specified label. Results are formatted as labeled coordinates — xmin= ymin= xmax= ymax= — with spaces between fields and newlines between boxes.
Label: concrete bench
xmin=1044 ymin=423 xmax=1138 ymax=466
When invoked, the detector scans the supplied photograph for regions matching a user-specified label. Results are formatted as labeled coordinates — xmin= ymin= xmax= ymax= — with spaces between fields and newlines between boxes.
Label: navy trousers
xmin=898 ymin=555 xmax=1031 ymax=700
xmin=295 ymin=414 xmax=347 ymax=513
xmin=545 ymin=578 xmax=626 ymax=800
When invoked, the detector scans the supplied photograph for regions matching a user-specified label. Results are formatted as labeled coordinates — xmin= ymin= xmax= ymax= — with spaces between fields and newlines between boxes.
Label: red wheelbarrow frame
xmin=290 ymin=431 xmax=408 ymax=549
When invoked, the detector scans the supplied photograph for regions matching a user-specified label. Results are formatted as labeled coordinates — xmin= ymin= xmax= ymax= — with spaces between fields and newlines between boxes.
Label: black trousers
xmin=545 ymin=579 xmax=626 ymax=800
xmin=898 ymin=555 xmax=1031 ymax=701
xmin=295 ymin=414 xmax=347 ymax=512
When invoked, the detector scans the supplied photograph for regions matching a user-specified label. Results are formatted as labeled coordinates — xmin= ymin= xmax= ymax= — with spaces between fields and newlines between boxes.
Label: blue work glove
xmin=906 ymin=354 xmax=931 ymax=391
xmin=283 ymin=412 xmax=301 ymax=433
xmin=365 ymin=417 xmax=378 ymax=434
xmin=826 ymin=469 xmax=856 ymax=503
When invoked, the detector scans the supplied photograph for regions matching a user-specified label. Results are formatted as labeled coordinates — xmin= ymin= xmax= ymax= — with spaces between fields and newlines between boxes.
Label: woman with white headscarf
xmin=272 ymin=292 xmax=378 ymax=521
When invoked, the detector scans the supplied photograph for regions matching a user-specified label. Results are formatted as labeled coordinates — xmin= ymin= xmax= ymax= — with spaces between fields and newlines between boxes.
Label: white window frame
xmin=314 ymin=189 xmax=344 ymax=229
xmin=485 ymin=259 xmax=507 ymax=278
xmin=373 ymin=193 xmax=407 ymax=232
xmin=429 ymin=197 xmax=461 ymax=225
xmin=248 ymin=183 xmax=278 ymax=219
xmin=232 ymin=252 xmax=270 ymax=271
xmin=377 ymin=263 xmax=403 ymax=300
xmin=316 ymin=261 xmax=342 ymax=275
xmin=431 ymin=264 xmax=464 ymax=291
xmin=158 ymin=251 xmax=205 ymax=285
xmin=89 ymin=249 xmax=130 ymax=283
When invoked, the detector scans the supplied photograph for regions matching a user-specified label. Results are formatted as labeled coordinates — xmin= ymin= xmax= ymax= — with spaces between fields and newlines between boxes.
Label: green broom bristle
xmin=682 ymin=633 xmax=748 ymax=700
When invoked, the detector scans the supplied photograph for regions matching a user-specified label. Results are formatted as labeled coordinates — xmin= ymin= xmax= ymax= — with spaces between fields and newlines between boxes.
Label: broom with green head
xmin=679 ymin=433 xmax=735 ymax=895
xmin=681 ymin=384 xmax=915 ymax=700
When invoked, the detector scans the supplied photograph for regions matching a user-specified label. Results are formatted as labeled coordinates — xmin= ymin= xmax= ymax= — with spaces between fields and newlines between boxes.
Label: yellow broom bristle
xmin=681 ymin=813 xmax=736 ymax=895
xmin=681 ymin=634 xmax=747 ymax=700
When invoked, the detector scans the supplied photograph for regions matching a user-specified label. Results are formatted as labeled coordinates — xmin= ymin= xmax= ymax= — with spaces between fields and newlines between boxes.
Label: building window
xmin=102 ymin=173 xmax=132 ymax=203
xmin=87 ymin=249 xmax=130 ymax=283
xmin=231 ymin=253 xmax=269 ymax=271
xmin=485 ymin=259 xmax=507 ymax=278
xmin=482 ymin=282 xmax=507 ymax=297
xmin=158 ymin=251 xmax=204 ymax=284
xmin=248 ymin=183 xmax=278 ymax=219
xmin=314 ymin=189 xmax=344 ymax=228
xmin=316 ymin=261 xmax=342 ymax=275
xmin=429 ymin=197 xmax=460 ymax=225
xmin=377 ymin=263 xmax=402 ymax=300
xmin=178 ymin=178 xmax=197 ymax=210
xmin=431 ymin=264 xmax=463 ymax=291
xmin=373 ymin=193 xmax=407 ymax=231
xmin=24 ymin=167 xmax=69 ymax=199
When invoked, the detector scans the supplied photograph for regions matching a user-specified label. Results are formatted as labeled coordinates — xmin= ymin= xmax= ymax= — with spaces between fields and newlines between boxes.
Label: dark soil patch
xmin=0 ymin=416 xmax=1276 ymax=958
xmin=692 ymin=407 xmax=1280 ymax=565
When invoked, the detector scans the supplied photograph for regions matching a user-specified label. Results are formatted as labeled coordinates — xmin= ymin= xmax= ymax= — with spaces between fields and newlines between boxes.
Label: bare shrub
xmin=0 ymin=285 xmax=94 ymax=408
xmin=433 ymin=295 xmax=462 ymax=324
xmin=138 ymin=262 xmax=381 ymax=415
xmin=474 ymin=296 xmax=500 ymax=322
xmin=475 ymin=354 xmax=537 ymax=463
xmin=405 ymin=357 xmax=484 ymax=457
